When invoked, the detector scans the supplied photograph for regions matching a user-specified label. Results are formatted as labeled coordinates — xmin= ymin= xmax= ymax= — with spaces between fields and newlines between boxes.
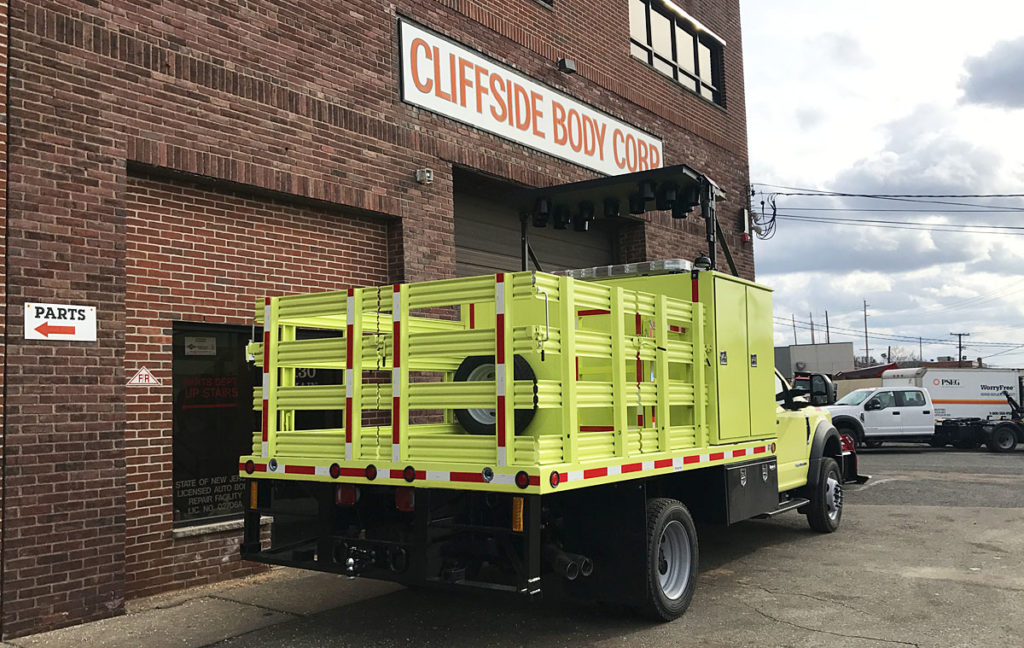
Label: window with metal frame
xmin=628 ymin=0 xmax=725 ymax=106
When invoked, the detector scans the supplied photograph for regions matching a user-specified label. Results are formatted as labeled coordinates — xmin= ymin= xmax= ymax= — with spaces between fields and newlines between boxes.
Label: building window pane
xmin=631 ymin=42 xmax=650 ymax=63
xmin=629 ymin=0 xmax=648 ymax=44
xmin=653 ymin=56 xmax=674 ymax=78
xmin=698 ymin=42 xmax=714 ymax=85
xmin=172 ymin=323 xmax=256 ymax=526
xmin=675 ymin=26 xmax=695 ymax=74
xmin=649 ymin=9 xmax=672 ymax=59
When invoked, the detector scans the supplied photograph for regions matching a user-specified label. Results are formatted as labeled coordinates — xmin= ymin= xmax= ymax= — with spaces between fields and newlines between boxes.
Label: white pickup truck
xmin=826 ymin=386 xmax=935 ymax=448
xmin=828 ymin=385 xmax=1021 ymax=452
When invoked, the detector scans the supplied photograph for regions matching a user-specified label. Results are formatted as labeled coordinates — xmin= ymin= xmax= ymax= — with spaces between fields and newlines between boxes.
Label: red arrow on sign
xmin=35 ymin=322 xmax=77 ymax=337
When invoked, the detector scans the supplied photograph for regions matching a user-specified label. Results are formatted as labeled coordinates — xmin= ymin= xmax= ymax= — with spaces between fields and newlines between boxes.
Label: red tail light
xmin=840 ymin=433 xmax=855 ymax=453
xmin=395 ymin=487 xmax=415 ymax=512
xmin=335 ymin=484 xmax=359 ymax=507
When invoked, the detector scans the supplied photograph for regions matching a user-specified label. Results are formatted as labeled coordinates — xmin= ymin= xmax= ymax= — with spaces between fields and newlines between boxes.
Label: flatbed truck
xmin=238 ymin=168 xmax=855 ymax=619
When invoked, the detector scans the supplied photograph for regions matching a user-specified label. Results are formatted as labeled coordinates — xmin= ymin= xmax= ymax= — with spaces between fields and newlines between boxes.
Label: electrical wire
xmin=774 ymin=316 xmax=1021 ymax=347
xmin=774 ymin=213 xmax=1024 ymax=235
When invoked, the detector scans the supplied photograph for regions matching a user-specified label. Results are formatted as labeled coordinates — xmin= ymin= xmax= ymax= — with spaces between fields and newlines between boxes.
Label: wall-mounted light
xmin=557 ymin=58 xmax=577 ymax=74
xmin=415 ymin=168 xmax=434 ymax=185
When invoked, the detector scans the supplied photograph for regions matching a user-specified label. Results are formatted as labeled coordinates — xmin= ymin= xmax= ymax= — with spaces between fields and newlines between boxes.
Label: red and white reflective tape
xmin=554 ymin=445 xmax=771 ymax=485
xmin=495 ymin=273 xmax=507 ymax=467
xmin=241 ymin=445 xmax=772 ymax=487
xmin=344 ymin=288 xmax=355 ymax=461
xmin=391 ymin=284 xmax=402 ymax=464
xmin=261 ymin=297 xmax=271 ymax=458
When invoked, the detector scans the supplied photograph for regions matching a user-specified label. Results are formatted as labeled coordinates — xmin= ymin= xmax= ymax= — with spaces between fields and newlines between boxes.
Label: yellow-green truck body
xmin=239 ymin=262 xmax=845 ymax=619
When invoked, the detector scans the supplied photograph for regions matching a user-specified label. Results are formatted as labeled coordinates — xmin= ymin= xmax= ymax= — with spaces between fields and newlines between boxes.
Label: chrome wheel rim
xmin=657 ymin=520 xmax=691 ymax=600
xmin=466 ymin=364 xmax=496 ymax=425
xmin=825 ymin=473 xmax=843 ymax=522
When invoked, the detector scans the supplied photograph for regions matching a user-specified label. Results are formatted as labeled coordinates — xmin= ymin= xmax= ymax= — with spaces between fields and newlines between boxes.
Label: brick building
xmin=0 ymin=0 xmax=752 ymax=637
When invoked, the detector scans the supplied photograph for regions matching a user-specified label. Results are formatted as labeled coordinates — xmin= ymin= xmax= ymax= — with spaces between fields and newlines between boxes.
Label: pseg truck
xmin=238 ymin=168 xmax=855 ymax=620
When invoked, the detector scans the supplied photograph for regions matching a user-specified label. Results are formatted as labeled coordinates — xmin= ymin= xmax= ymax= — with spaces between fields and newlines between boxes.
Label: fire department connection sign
xmin=24 ymin=302 xmax=97 ymax=341
xmin=399 ymin=19 xmax=663 ymax=176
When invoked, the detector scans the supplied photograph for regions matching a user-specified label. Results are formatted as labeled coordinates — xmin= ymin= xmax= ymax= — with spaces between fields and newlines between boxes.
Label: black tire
xmin=864 ymin=439 xmax=883 ymax=449
xmin=837 ymin=426 xmax=861 ymax=448
xmin=640 ymin=498 xmax=699 ymax=621
xmin=453 ymin=355 xmax=536 ymax=435
xmin=806 ymin=457 xmax=843 ymax=533
xmin=987 ymin=425 xmax=1018 ymax=453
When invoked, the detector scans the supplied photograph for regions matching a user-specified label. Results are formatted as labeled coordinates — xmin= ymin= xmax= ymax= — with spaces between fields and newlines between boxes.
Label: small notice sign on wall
xmin=24 ymin=302 xmax=97 ymax=341
xmin=128 ymin=367 xmax=162 ymax=386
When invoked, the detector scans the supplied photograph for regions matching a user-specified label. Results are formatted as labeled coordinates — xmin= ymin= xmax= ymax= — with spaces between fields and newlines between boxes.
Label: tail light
xmin=335 ymin=484 xmax=359 ymax=507
xmin=395 ymin=487 xmax=415 ymax=512
xmin=840 ymin=433 xmax=855 ymax=453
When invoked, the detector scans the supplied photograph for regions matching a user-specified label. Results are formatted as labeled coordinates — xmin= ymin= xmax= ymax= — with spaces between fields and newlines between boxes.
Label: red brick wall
xmin=123 ymin=174 xmax=389 ymax=598
xmin=0 ymin=0 xmax=7 ymax=624
xmin=2 ymin=0 xmax=750 ymax=636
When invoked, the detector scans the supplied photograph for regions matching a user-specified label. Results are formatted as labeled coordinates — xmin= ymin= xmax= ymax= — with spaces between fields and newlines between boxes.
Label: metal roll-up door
xmin=454 ymin=170 xmax=617 ymax=277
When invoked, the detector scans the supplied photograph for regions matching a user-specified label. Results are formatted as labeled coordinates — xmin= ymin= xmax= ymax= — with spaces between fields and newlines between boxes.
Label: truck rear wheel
xmin=453 ymin=355 xmax=536 ymax=435
xmin=806 ymin=458 xmax=842 ymax=533
xmin=987 ymin=425 xmax=1018 ymax=453
xmin=641 ymin=498 xmax=698 ymax=621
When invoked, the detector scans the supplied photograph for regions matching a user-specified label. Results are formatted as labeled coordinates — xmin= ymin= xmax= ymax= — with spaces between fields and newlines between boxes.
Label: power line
xmin=775 ymin=316 xmax=1020 ymax=347
xmin=774 ymin=213 xmax=1024 ymax=235
xmin=752 ymin=185 xmax=1024 ymax=211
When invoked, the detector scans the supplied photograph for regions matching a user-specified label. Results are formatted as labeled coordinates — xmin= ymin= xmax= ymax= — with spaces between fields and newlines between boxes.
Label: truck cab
xmin=826 ymin=386 xmax=934 ymax=447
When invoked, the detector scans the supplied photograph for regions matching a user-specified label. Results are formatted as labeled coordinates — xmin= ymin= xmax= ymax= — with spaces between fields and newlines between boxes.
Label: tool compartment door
xmin=745 ymin=284 xmax=775 ymax=438
xmin=714 ymin=278 xmax=750 ymax=439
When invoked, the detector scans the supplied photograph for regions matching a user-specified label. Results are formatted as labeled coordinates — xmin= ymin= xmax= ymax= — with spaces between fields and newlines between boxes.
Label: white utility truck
xmin=828 ymin=368 xmax=1024 ymax=452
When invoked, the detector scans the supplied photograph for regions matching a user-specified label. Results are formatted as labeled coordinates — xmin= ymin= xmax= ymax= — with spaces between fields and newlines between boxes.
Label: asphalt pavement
xmin=8 ymin=445 xmax=1023 ymax=648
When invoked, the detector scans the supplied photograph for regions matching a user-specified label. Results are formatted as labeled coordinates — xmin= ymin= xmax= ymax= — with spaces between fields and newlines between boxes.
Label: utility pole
xmin=862 ymin=300 xmax=869 ymax=365
xmin=809 ymin=312 xmax=815 ymax=344
xmin=919 ymin=336 xmax=923 ymax=362
xmin=791 ymin=314 xmax=797 ymax=344
xmin=825 ymin=310 xmax=830 ymax=343
xmin=950 ymin=332 xmax=970 ymax=368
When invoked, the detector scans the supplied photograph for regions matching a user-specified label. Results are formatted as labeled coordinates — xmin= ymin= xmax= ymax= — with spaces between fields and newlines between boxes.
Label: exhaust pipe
xmin=564 ymin=552 xmax=593 ymax=577
xmin=544 ymin=544 xmax=580 ymax=581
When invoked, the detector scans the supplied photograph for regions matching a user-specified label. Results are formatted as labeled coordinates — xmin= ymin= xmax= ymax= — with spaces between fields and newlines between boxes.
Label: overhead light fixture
xmin=639 ymin=180 xmax=656 ymax=202
xmin=603 ymin=197 xmax=620 ymax=218
xmin=628 ymin=193 xmax=646 ymax=215
xmin=553 ymin=205 xmax=571 ymax=230
xmin=574 ymin=201 xmax=595 ymax=232
xmin=557 ymin=58 xmax=577 ymax=74
xmin=532 ymin=197 xmax=550 ymax=228
xmin=655 ymin=183 xmax=678 ymax=211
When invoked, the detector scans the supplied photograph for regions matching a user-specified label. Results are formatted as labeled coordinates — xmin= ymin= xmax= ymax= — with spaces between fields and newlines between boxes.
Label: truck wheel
xmin=837 ymin=426 xmax=860 ymax=448
xmin=987 ymin=425 xmax=1018 ymax=453
xmin=806 ymin=458 xmax=843 ymax=533
xmin=641 ymin=498 xmax=698 ymax=621
xmin=453 ymin=355 xmax=536 ymax=435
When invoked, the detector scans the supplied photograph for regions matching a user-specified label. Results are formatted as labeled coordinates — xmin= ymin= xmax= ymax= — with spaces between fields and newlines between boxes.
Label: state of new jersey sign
xmin=24 ymin=302 xmax=97 ymax=341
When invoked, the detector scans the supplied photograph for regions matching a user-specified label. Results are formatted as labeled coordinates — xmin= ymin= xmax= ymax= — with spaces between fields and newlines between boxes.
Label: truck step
xmin=756 ymin=498 xmax=810 ymax=518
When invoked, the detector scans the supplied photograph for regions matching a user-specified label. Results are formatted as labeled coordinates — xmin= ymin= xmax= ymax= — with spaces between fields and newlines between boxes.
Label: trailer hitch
xmin=343 ymin=545 xmax=375 ymax=578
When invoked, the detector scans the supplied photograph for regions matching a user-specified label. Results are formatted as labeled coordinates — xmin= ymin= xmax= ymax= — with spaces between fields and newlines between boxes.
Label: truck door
xmin=863 ymin=390 xmax=900 ymax=437
xmin=896 ymin=389 xmax=933 ymax=435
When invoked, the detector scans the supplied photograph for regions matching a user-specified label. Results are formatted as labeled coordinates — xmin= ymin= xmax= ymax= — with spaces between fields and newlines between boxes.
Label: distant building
xmin=774 ymin=342 xmax=856 ymax=380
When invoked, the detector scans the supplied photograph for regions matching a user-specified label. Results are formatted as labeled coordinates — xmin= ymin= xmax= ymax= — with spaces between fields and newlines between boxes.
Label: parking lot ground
xmin=9 ymin=446 xmax=1023 ymax=648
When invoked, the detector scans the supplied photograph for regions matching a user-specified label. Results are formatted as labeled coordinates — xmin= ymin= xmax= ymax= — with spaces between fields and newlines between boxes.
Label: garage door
xmin=454 ymin=170 xmax=617 ymax=277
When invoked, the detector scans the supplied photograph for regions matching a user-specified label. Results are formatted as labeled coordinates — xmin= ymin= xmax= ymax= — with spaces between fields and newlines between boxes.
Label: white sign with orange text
xmin=399 ymin=19 xmax=663 ymax=176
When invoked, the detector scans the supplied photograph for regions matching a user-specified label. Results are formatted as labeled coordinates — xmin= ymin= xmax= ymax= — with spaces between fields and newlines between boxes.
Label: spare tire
xmin=453 ymin=355 xmax=537 ymax=435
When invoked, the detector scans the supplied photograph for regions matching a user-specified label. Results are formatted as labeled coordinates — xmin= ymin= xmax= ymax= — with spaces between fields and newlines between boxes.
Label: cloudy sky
xmin=740 ymin=1 xmax=1024 ymax=367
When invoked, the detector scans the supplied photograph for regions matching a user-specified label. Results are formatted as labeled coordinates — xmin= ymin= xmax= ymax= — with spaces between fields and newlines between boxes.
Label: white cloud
xmin=741 ymin=0 xmax=1024 ymax=366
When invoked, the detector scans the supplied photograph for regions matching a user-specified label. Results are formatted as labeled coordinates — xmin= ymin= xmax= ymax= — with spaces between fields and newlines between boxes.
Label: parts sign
xmin=24 ymin=302 xmax=97 ymax=341
xmin=399 ymin=19 xmax=663 ymax=176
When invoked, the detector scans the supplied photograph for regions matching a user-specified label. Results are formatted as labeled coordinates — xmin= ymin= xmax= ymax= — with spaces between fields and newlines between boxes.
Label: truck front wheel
xmin=806 ymin=458 xmax=843 ymax=533
xmin=987 ymin=425 xmax=1018 ymax=453
xmin=641 ymin=498 xmax=698 ymax=621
